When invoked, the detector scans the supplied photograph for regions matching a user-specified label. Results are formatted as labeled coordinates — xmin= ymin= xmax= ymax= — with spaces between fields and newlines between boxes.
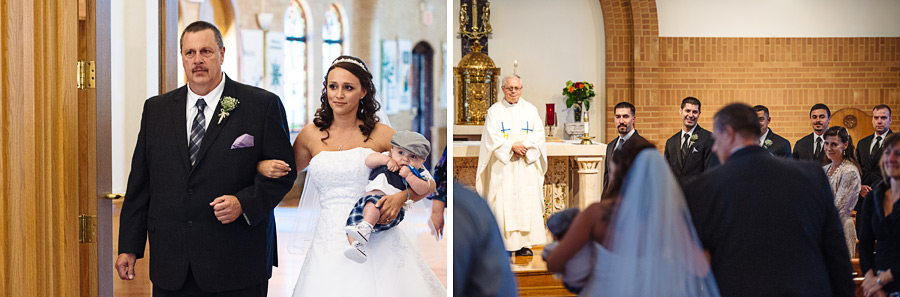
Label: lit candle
xmin=545 ymin=103 xmax=555 ymax=126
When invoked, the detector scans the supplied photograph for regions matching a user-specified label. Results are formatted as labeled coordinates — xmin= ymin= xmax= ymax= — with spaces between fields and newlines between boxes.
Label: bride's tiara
xmin=332 ymin=58 xmax=369 ymax=72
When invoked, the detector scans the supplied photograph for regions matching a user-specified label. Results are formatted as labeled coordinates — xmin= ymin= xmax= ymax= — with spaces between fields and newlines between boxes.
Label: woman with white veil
xmin=545 ymin=137 xmax=720 ymax=296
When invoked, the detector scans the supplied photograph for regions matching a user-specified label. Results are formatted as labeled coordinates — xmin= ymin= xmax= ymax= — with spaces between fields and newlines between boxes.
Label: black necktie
xmin=874 ymin=135 xmax=883 ymax=154
xmin=615 ymin=138 xmax=624 ymax=151
xmin=189 ymin=98 xmax=207 ymax=167
xmin=815 ymin=137 xmax=823 ymax=157
xmin=682 ymin=134 xmax=690 ymax=159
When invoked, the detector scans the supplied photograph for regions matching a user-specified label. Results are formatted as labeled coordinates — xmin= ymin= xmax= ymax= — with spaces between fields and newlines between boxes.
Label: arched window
xmin=283 ymin=1 xmax=308 ymax=132
xmin=322 ymin=4 xmax=344 ymax=75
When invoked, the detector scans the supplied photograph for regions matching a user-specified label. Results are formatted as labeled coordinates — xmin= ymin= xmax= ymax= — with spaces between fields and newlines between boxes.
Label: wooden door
xmin=0 ymin=0 xmax=110 ymax=296
xmin=832 ymin=108 xmax=874 ymax=148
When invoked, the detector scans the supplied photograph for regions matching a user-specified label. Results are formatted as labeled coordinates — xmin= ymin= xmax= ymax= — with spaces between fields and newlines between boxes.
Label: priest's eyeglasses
xmin=503 ymin=86 xmax=522 ymax=91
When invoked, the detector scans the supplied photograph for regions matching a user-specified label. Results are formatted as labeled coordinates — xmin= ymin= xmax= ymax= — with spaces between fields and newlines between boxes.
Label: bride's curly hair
xmin=313 ymin=55 xmax=381 ymax=142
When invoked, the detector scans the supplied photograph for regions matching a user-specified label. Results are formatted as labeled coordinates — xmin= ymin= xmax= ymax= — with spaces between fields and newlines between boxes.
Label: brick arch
xmin=598 ymin=0 xmax=661 ymax=144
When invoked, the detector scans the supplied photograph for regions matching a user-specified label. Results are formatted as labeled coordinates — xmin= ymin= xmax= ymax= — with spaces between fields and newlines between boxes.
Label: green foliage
xmin=562 ymin=80 xmax=595 ymax=111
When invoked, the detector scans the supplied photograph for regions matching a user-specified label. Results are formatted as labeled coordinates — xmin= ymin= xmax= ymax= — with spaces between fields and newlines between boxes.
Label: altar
xmin=453 ymin=140 xmax=607 ymax=218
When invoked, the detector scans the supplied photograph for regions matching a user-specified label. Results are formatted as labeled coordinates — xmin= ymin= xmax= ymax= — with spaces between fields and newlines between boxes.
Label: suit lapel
xmin=167 ymin=86 xmax=192 ymax=173
xmin=682 ymin=127 xmax=707 ymax=172
xmin=670 ymin=134 xmax=684 ymax=170
xmin=192 ymin=76 xmax=236 ymax=171
xmin=860 ymin=136 xmax=872 ymax=164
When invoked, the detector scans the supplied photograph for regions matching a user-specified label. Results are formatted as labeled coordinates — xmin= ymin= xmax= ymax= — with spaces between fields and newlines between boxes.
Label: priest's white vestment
xmin=475 ymin=98 xmax=548 ymax=251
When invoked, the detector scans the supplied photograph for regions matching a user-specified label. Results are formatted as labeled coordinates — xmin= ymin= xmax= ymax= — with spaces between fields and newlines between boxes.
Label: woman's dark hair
xmin=313 ymin=55 xmax=380 ymax=142
xmin=602 ymin=137 xmax=657 ymax=200
xmin=823 ymin=126 xmax=859 ymax=171
xmin=880 ymin=133 xmax=900 ymax=184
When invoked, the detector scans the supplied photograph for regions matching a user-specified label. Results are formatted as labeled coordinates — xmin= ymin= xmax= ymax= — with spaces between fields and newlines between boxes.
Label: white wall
xmin=657 ymin=0 xmax=900 ymax=37
xmin=452 ymin=0 xmax=606 ymax=138
xmin=110 ymin=0 xmax=158 ymax=193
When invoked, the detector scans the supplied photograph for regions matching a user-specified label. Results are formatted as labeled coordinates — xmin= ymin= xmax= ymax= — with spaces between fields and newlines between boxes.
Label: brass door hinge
xmin=78 ymin=214 xmax=96 ymax=243
xmin=77 ymin=60 xmax=95 ymax=89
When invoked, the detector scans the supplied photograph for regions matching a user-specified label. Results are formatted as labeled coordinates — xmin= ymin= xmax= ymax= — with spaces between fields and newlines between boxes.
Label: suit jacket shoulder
xmin=793 ymin=133 xmax=815 ymax=159
xmin=765 ymin=129 xmax=792 ymax=158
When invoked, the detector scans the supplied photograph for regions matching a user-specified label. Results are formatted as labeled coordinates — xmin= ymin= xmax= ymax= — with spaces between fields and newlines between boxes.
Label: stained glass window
xmin=283 ymin=2 xmax=307 ymax=132
xmin=322 ymin=4 xmax=344 ymax=75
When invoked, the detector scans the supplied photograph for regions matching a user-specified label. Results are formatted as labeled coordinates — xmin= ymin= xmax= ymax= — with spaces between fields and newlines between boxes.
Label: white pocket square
xmin=692 ymin=147 xmax=699 ymax=153
xmin=231 ymin=134 xmax=254 ymax=149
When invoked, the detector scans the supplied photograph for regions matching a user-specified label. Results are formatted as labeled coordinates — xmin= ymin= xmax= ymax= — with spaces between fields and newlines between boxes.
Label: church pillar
xmin=575 ymin=156 xmax=604 ymax=208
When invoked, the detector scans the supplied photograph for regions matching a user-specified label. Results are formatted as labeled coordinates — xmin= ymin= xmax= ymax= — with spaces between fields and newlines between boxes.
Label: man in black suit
xmin=603 ymin=101 xmax=645 ymax=189
xmin=792 ymin=103 xmax=831 ymax=164
xmin=115 ymin=21 xmax=296 ymax=296
xmin=856 ymin=104 xmax=893 ymax=207
xmin=685 ymin=103 xmax=854 ymax=297
xmin=664 ymin=97 xmax=718 ymax=186
xmin=753 ymin=105 xmax=791 ymax=157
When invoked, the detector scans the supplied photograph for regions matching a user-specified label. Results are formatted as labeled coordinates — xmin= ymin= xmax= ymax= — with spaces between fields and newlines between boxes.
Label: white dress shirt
xmin=759 ymin=129 xmax=770 ymax=146
xmin=681 ymin=126 xmax=697 ymax=147
xmin=813 ymin=133 xmax=825 ymax=155
xmin=185 ymin=74 xmax=226 ymax=146
xmin=870 ymin=130 xmax=890 ymax=154
xmin=616 ymin=129 xmax=637 ymax=150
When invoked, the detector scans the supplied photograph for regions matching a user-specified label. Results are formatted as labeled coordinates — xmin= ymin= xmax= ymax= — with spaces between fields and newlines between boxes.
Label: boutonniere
xmin=689 ymin=134 xmax=699 ymax=146
xmin=217 ymin=96 xmax=239 ymax=124
xmin=764 ymin=139 xmax=773 ymax=148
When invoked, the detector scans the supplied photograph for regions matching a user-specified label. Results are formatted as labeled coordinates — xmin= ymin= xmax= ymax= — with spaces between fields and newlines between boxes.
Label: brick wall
xmin=600 ymin=0 xmax=900 ymax=151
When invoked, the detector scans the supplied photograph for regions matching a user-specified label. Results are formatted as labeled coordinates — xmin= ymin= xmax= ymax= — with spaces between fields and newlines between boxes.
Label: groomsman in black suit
xmin=664 ymin=97 xmax=718 ymax=186
xmin=856 ymin=104 xmax=893 ymax=207
xmin=115 ymin=21 xmax=296 ymax=296
xmin=752 ymin=105 xmax=791 ymax=157
xmin=792 ymin=103 xmax=831 ymax=164
xmin=603 ymin=102 xmax=646 ymax=190
xmin=685 ymin=103 xmax=854 ymax=297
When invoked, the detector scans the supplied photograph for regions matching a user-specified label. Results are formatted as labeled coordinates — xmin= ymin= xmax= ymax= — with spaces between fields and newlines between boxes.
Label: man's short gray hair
xmin=501 ymin=75 xmax=523 ymax=88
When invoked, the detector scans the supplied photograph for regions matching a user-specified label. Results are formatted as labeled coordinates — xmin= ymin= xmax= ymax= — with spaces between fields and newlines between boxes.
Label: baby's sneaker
xmin=345 ymin=221 xmax=373 ymax=244
xmin=344 ymin=241 xmax=367 ymax=263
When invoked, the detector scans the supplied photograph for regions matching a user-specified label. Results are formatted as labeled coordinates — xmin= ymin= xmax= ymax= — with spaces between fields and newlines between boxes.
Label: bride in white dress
xmin=259 ymin=56 xmax=445 ymax=296
xmin=545 ymin=138 xmax=719 ymax=296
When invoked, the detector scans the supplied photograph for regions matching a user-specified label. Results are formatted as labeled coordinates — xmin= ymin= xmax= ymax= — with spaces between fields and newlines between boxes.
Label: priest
xmin=475 ymin=75 xmax=548 ymax=257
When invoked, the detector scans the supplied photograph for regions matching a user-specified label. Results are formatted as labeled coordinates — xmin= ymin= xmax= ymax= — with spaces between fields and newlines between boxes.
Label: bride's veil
xmin=596 ymin=149 xmax=720 ymax=296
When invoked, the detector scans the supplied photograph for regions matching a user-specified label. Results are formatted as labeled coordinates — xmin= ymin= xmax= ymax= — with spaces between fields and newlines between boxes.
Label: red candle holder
xmin=546 ymin=103 xmax=557 ymax=137
xmin=546 ymin=103 xmax=556 ymax=126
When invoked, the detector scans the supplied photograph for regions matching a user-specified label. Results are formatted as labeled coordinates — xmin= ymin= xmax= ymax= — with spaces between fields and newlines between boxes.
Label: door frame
xmin=78 ymin=0 xmax=113 ymax=295
xmin=411 ymin=41 xmax=434 ymax=169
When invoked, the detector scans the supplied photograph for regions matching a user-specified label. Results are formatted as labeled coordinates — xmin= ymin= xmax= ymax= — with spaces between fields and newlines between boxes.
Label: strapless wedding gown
xmin=292 ymin=147 xmax=446 ymax=297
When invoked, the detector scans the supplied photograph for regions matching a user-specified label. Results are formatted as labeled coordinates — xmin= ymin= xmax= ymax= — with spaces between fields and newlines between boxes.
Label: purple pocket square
xmin=231 ymin=134 xmax=254 ymax=149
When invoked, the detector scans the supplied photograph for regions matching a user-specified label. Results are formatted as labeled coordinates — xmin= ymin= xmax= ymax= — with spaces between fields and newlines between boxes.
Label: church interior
xmin=2 ymin=0 xmax=900 ymax=296
xmin=2 ymin=0 xmax=446 ymax=296
xmin=452 ymin=0 xmax=900 ymax=296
